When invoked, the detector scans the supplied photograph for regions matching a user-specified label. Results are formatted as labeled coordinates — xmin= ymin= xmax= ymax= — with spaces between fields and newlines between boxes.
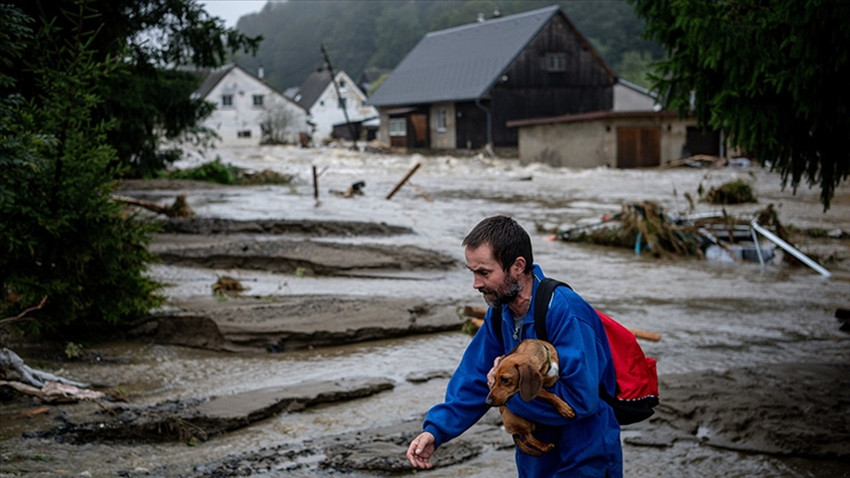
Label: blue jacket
xmin=423 ymin=265 xmax=622 ymax=477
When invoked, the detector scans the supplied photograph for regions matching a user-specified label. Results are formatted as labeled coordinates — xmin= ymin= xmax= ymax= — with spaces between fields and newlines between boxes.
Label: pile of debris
xmin=556 ymin=202 xmax=831 ymax=276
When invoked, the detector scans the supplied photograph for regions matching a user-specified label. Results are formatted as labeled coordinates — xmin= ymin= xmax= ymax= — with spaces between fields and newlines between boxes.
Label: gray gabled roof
xmin=296 ymin=66 xmax=334 ymax=109
xmin=195 ymin=64 xmax=237 ymax=99
xmin=367 ymin=5 xmax=562 ymax=107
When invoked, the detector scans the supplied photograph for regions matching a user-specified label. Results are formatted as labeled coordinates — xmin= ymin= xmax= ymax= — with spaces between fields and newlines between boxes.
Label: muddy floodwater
xmin=2 ymin=145 xmax=850 ymax=477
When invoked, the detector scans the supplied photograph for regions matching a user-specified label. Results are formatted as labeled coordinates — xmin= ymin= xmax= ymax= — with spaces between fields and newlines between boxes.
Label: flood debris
xmin=702 ymin=178 xmax=757 ymax=205
xmin=113 ymin=193 xmax=194 ymax=217
xmin=212 ymin=275 xmax=245 ymax=297
xmin=330 ymin=180 xmax=366 ymax=197
xmin=0 ymin=348 xmax=106 ymax=403
xmin=556 ymin=202 xmax=831 ymax=275
xmin=657 ymin=154 xmax=727 ymax=169
xmin=558 ymin=201 xmax=705 ymax=258
xmin=386 ymin=162 xmax=428 ymax=200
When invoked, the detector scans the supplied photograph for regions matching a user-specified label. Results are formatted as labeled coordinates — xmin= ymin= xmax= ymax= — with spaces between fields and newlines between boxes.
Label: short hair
xmin=462 ymin=215 xmax=533 ymax=273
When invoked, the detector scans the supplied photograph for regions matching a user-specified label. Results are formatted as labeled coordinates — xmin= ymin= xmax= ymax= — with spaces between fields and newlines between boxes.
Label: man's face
xmin=465 ymin=244 xmax=521 ymax=307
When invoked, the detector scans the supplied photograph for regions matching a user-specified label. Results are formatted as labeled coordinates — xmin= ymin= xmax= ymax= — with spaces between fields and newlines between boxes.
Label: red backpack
xmin=492 ymin=278 xmax=659 ymax=425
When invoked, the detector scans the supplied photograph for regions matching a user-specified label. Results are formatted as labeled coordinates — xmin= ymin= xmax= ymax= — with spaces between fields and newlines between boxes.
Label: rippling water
xmin=3 ymin=145 xmax=849 ymax=477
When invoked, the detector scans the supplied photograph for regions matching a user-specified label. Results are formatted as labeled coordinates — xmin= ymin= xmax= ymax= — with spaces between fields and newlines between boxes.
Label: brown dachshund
xmin=486 ymin=339 xmax=575 ymax=456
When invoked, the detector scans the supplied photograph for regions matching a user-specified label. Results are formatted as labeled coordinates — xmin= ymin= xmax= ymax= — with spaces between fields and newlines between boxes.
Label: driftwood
xmin=657 ymin=154 xmax=726 ymax=170
xmin=113 ymin=194 xmax=194 ymax=217
xmin=0 ymin=348 xmax=88 ymax=388
xmin=0 ymin=347 xmax=108 ymax=402
xmin=462 ymin=306 xmax=661 ymax=342
xmin=0 ymin=380 xmax=104 ymax=403
xmin=386 ymin=163 xmax=421 ymax=200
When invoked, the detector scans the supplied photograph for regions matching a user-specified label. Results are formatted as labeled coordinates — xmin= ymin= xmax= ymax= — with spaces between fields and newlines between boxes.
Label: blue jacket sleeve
xmin=422 ymin=308 xmax=505 ymax=448
xmin=506 ymin=287 xmax=612 ymax=425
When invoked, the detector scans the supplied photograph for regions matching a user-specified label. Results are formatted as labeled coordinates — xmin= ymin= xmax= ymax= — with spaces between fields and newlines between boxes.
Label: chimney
xmin=477 ymin=12 xmax=484 ymax=22
xmin=258 ymin=64 xmax=265 ymax=81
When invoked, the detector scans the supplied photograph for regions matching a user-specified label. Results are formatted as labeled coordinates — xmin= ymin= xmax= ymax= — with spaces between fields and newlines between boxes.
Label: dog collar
xmin=539 ymin=342 xmax=559 ymax=378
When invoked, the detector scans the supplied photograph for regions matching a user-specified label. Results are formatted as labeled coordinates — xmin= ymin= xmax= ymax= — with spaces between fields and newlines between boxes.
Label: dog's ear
xmin=517 ymin=362 xmax=542 ymax=402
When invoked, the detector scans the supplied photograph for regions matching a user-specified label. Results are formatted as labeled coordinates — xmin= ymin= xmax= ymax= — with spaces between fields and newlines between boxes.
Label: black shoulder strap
xmin=533 ymin=278 xmax=571 ymax=342
xmin=491 ymin=278 xmax=571 ymax=346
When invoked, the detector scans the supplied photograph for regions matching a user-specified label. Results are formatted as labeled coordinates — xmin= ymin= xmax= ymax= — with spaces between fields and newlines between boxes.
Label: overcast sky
xmin=198 ymin=0 xmax=267 ymax=27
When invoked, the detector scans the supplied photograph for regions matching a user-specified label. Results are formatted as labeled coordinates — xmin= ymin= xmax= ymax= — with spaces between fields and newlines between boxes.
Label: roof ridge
xmin=425 ymin=4 xmax=560 ymax=38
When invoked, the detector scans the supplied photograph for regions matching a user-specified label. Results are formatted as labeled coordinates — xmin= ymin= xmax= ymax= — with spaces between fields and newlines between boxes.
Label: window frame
xmin=388 ymin=117 xmax=407 ymax=137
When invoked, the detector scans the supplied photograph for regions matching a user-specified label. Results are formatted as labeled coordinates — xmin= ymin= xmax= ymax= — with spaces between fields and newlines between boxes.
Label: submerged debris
xmin=557 ymin=202 xmax=796 ymax=264
xmin=558 ymin=201 xmax=704 ymax=258
xmin=212 ymin=275 xmax=245 ymax=297
xmin=703 ymin=179 xmax=757 ymax=205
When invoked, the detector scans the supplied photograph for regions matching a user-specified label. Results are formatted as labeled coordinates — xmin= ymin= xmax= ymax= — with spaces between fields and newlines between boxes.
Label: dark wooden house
xmin=366 ymin=5 xmax=617 ymax=150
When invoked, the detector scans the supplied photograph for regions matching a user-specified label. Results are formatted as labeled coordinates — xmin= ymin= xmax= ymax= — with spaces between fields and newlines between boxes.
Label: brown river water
xmin=2 ymin=145 xmax=849 ymax=477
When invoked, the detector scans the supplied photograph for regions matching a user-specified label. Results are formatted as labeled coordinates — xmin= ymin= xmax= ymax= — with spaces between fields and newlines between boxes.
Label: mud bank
xmin=133 ymin=295 xmax=465 ymax=352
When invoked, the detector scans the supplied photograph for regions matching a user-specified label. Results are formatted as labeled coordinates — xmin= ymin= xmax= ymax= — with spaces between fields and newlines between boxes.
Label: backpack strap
xmin=532 ymin=278 xmax=571 ymax=342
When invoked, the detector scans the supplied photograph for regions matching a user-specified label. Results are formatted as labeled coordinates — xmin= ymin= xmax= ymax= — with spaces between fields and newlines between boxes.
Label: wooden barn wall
xmin=455 ymin=102 xmax=489 ymax=149
xmin=489 ymin=14 xmax=615 ymax=146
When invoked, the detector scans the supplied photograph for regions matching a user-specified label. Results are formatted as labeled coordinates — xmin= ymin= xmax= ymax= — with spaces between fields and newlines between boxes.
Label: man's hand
xmin=406 ymin=431 xmax=436 ymax=469
xmin=487 ymin=355 xmax=505 ymax=388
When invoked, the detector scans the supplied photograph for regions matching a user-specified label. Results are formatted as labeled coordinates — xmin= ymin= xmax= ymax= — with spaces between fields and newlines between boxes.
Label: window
xmin=338 ymin=97 xmax=347 ymax=110
xmin=436 ymin=109 xmax=447 ymax=132
xmin=237 ymin=130 xmax=252 ymax=138
xmin=252 ymin=94 xmax=264 ymax=107
xmin=221 ymin=94 xmax=233 ymax=107
xmin=338 ymin=79 xmax=346 ymax=89
xmin=388 ymin=118 xmax=406 ymax=137
xmin=546 ymin=53 xmax=566 ymax=72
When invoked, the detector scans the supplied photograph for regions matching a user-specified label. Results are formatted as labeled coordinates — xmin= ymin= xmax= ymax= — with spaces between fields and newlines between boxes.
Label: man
xmin=406 ymin=215 xmax=622 ymax=477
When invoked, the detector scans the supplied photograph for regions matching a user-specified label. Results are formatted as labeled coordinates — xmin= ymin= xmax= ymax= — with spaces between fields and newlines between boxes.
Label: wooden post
xmin=312 ymin=165 xmax=319 ymax=200
xmin=386 ymin=163 xmax=421 ymax=200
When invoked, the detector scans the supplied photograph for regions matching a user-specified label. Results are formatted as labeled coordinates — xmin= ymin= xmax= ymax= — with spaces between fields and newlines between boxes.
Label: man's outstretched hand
xmin=406 ymin=431 xmax=436 ymax=469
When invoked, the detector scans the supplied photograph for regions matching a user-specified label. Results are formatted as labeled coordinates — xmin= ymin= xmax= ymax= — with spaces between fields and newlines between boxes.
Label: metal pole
xmin=751 ymin=220 xmax=831 ymax=277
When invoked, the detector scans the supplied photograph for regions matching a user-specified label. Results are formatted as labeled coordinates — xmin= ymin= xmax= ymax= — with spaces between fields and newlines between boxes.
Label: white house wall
xmin=310 ymin=72 xmax=378 ymax=141
xmin=204 ymin=67 xmax=308 ymax=147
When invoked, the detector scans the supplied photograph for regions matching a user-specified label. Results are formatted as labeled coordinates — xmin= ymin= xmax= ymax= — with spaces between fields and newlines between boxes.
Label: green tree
xmin=0 ymin=4 xmax=162 ymax=339
xmin=7 ymin=0 xmax=261 ymax=178
xmin=630 ymin=0 xmax=850 ymax=210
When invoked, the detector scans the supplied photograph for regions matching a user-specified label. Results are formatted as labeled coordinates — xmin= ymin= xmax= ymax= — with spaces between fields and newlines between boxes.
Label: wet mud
xmin=3 ymin=150 xmax=850 ymax=477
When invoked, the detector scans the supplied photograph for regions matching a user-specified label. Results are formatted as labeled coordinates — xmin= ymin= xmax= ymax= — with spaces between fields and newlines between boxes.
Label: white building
xmin=292 ymin=66 xmax=378 ymax=142
xmin=195 ymin=64 xmax=310 ymax=147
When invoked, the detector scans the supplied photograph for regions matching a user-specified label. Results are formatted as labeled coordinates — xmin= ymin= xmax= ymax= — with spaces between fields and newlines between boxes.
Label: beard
xmin=480 ymin=275 xmax=522 ymax=307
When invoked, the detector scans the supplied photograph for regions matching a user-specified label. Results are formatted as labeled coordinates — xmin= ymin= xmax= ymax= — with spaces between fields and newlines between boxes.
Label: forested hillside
xmin=232 ymin=0 xmax=663 ymax=93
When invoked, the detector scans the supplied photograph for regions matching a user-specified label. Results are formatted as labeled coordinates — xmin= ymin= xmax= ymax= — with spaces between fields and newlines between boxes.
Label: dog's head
xmin=485 ymin=355 xmax=544 ymax=407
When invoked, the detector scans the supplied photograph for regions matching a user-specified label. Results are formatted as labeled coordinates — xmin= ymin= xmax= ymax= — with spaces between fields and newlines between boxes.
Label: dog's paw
xmin=557 ymin=401 xmax=576 ymax=419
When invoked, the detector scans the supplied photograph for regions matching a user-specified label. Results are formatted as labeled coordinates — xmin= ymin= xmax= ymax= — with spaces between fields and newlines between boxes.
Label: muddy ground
xmin=3 ymin=162 xmax=850 ymax=476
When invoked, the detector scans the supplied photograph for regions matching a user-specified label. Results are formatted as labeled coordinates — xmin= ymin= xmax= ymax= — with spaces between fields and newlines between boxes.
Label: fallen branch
xmin=0 ymin=380 xmax=105 ymax=403
xmin=0 ymin=347 xmax=88 ymax=388
xmin=113 ymin=194 xmax=194 ymax=217
xmin=0 ymin=295 xmax=46 ymax=329
xmin=386 ymin=163 xmax=421 ymax=200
